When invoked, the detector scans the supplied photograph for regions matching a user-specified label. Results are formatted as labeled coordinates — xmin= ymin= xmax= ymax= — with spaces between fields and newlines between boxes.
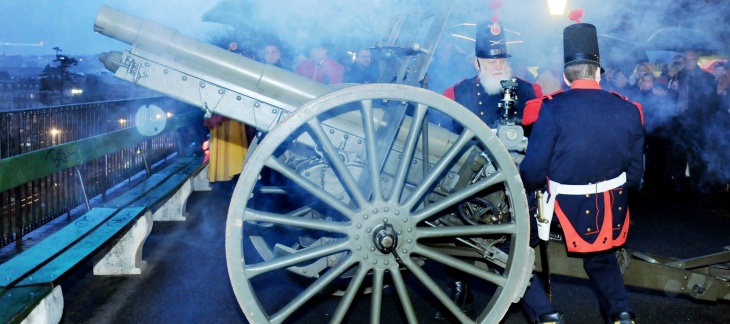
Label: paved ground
xmin=56 ymin=183 xmax=730 ymax=323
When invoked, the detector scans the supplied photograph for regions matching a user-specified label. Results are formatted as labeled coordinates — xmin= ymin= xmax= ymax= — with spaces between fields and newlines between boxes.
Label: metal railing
xmin=0 ymin=97 xmax=204 ymax=248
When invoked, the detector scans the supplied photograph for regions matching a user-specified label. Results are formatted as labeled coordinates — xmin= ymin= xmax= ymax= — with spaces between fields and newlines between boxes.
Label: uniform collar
xmin=570 ymin=79 xmax=601 ymax=90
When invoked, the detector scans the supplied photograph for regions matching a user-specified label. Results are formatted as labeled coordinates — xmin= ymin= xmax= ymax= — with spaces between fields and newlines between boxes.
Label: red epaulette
xmin=609 ymin=91 xmax=629 ymax=101
xmin=522 ymin=90 xmax=562 ymax=125
xmin=442 ymin=78 xmax=468 ymax=100
xmin=443 ymin=87 xmax=456 ymax=100
xmin=610 ymin=91 xmax=644 ymax=125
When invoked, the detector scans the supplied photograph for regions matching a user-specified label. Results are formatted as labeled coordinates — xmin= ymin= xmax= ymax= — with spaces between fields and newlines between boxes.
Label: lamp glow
xmin=548 ymin=0 xmax=567 ymax=15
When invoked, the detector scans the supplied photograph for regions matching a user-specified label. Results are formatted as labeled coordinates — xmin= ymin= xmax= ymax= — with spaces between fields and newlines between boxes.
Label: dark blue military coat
xmin=444 ymin=76 xmax=540 ymax=129
xmin=519 ymin=79 xmax=644 ymax=252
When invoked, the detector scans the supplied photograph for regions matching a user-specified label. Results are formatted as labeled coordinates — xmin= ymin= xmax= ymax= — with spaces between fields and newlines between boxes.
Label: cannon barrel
xmin=94 ymin=5 xmax=328 ymax=110
xmin=94 ymin=5 xmax=461 ymax=165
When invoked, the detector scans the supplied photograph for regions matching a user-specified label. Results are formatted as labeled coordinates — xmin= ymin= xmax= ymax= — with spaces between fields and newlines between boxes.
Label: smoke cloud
xmin=196 ymin=0 xmax=729 ymax=190
xmin=198 ymin=0 xmax=728 ymax=66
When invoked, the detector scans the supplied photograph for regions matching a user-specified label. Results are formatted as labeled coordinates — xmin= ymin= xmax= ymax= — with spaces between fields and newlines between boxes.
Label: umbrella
xmin=646 ymin=27 xmax=721 ymax=55
xmin=200 ymin=0 xmax=248 ymax=27
xmin=700 ymin=59 xmax=727 ymax=73
xmin=597 ymin=34 xmax=647 ymax=68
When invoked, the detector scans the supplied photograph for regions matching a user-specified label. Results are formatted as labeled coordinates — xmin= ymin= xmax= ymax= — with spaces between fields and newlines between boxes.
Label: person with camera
xmin=434 ymin=15 xmax=556 ymax=323
xmin=444 ymin=19 xmax=542 ymax=132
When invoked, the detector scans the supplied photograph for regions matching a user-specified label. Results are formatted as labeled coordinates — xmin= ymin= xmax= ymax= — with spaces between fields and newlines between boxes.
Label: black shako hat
xmin=475 ymin=20 xmax=510 ymax=59
xmin=563 ymin=23 xmax=601 ymax=68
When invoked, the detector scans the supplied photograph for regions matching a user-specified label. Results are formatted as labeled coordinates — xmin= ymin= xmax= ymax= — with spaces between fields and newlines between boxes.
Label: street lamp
xmin=50 ymin=128 xmax=60 ymax=145
xmin=548 ymin=0 xmax=567 ymax=15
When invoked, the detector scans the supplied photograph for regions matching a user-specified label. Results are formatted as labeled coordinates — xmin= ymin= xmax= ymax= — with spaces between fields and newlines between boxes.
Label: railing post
xmin=14 ymin=186 xmax=22 ymax=248
xmin=102 ymin=155 xmax=108 ymax=202
xmin=176 ymin=127 xmax=185 ymax=157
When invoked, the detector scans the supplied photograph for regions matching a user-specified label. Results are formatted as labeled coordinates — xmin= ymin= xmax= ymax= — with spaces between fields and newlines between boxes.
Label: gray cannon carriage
xmin=95 ymin=3 xmax=730 ymax=323
xmin=93 ymin=3 xmax=542 ymax=322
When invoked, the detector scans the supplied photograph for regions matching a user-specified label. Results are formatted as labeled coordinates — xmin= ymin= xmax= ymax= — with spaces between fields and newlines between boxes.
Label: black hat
xmin=563 ymin=23 xmax=601 ymax=68
xmin=475 ymin=20 xmax=510 ymax=59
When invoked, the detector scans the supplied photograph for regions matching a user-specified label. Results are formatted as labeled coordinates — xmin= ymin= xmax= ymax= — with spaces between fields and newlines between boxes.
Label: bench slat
xmin=129 ymin=159 xmax=205 ymax=209
xmin=101 ymin=157 xmax=196 ymax=208
xmin=0 ymin=208 xmax=118 ymax=288
xmin=16 ymin=207 xmax=147 ymax=286
xmin=0 ymin=286 xmax=54 ymax=324
xmin=0 ymin=142 xmax=83 ymax=194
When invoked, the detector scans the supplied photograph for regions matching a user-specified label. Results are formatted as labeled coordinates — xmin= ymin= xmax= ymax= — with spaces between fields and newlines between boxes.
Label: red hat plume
xmin=568 ymin=9 xmax=584 ymax=24
xmin=488 ymin=0 xmax=503 ymax=23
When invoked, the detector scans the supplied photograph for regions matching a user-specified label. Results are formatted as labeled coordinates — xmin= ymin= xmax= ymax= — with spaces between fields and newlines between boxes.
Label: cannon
xmin=94 ymin=3 xmax=534 ymax=322
xmin=94 ymin=3 xmax=730 ymax=323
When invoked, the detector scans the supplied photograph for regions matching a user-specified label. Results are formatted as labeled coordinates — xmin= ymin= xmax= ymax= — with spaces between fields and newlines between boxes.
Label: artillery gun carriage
xmin=93 ymin=2 xmax=730 ymax=323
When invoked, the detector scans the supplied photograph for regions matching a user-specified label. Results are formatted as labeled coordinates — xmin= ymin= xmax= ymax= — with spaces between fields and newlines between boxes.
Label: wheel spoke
xmin=360 ymin=99 xmax=385 ymax=203
xmin=287 ymin=204 xmax=317 ymax=217
xmin=401 ymin=255 xmax=472 ymax=322
xmin=389 ymin=268 xmax=417 ymax=324
xmin=389 ymin=103 xmax=428 ymax=204
xmin=412 ymin=170 xmax=505 ymax=224
xmin=269 ymin=255 xmax=357 ymax=324
xmin=245 ymin=240 xmax=350 ymax=278
xmin=330 ymin=264 xmax=369 ymax=324
xmin=244 ymin=208 xmax=350 ymax=234
xmin=403 ymin=128 xmax=475 ymax=210
xmin=369 ymin=268 xmax=385 ymax=324
xmin=228 ymin=84 xmax=532 ymax=324
xmin=266 ymin=156 xmax=356 ymax=220
xmin=306 ymin=118 xmax=369 ymax=208
xmin=413 ymin=243 xmax=507 ymax=287
xmin=416 ymin=223 xmax=517 ymax=238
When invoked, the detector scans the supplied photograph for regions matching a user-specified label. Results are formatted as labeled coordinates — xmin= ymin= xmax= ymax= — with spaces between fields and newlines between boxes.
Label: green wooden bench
xmin=0 ymin=156 xmax=210 ymax=323
xmin=0 ymin=110 xmax=211 ymax=323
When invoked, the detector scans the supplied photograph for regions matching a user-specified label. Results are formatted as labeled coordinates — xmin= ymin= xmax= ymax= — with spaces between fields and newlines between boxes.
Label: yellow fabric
xmin=207 ymin=119 xmax=248 ymax=182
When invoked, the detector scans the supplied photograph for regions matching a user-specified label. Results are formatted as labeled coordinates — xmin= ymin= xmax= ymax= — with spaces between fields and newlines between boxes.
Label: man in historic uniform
xmin=520 ymin=19 xmax=644 ymax=324
xmin=432 ymin=16 xmax=560 ymax=323
xmin=444 ymin=20 xmax=542 ymax=132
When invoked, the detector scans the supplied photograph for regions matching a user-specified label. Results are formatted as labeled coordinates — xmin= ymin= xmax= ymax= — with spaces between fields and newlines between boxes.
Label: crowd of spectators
xmin=226 ymin=38 xmax=379 ymax=86
xmin=223 ymin=37 xmax=729 ymax=198
xmin=600 ymin=50 xmax=729 ymax=198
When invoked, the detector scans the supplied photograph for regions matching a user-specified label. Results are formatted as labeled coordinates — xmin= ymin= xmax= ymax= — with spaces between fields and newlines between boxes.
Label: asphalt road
xmin=59 ymin=184 xmax=730 ymax=323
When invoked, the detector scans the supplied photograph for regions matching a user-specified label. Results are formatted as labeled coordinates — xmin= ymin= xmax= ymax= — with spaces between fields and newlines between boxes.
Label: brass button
xmin=619 ymin=190 xmax=623 ymax=195
xmin=477 ymin=92 xmax=481 ymax=95
xmin=617 ymin=223 xmax=621 ymax=227
xmin=618 ymin=207 xmax=623 ymax=211
xmin=587 ymin=227 xmax=592 ymax=231
xmin=480 ymin=111 xmax=484 ymax=115
xmin=585 ymin=210 xmax=590 ymax=215
xmin=586 ymin=194 xmax=590 ymax=198
xmin=478 ymin=101 xmax=483 ymax=105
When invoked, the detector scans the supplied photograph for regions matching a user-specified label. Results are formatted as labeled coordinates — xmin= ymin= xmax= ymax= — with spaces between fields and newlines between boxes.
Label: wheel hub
xmin=373 ymin=222 xmax=397 ymax=253
xmin=348 ymin=204 xmax=417 ymax=268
